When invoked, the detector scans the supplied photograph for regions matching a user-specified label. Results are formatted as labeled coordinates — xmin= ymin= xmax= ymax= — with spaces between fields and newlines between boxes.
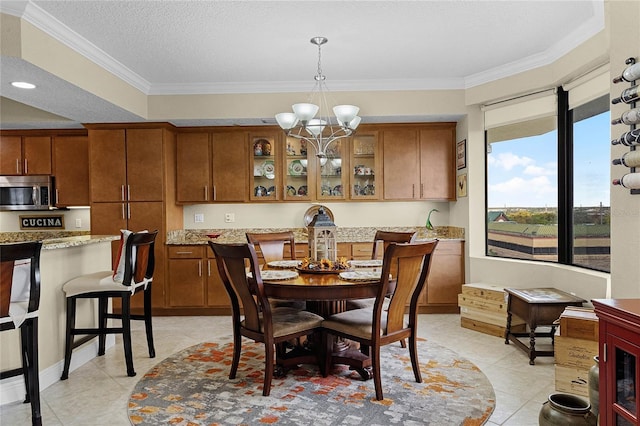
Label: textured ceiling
xmin=0 ymin=0 xmax=604 ymax=129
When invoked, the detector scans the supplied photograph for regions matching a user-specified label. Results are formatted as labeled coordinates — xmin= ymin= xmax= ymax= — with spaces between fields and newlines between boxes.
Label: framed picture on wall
xmin=456 ymin=139 xmax=466 ymax=170
xmin=457 ymin=173 xmax=467 ymax=197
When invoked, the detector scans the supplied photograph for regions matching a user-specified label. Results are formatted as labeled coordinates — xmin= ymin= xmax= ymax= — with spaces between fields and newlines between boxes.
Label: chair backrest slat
xmin=122 ymin=231 xmax=158 ymax=286
xmin=371 ymin=230 xmax=417 ymax=260
xmin=209 ymin=242 xmax=266 ymax=333
xmin=0 ymin=241 xmax=43 ymax=322
xmin=246 ymin=231 xmax=296 ymax=265
xmin=376 ymin=240 xmax=438 ymax=336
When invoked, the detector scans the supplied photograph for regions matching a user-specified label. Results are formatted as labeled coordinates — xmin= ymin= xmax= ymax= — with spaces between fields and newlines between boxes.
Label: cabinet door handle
xmin=55 ymin=189 xmax=59 ymax=205
xmin=16 ymin=159 xmax=20 ymax=174
xmin=420 ymin=183 xmax=424 ymax=198
xmin=603 ymin=343 xmax=607 ymax=362
xmin=213 ymin=185 xmax=217 ymax=201
xmin=198 ymin=260 xmax=202 ymax=277
xmin=204 ymin=186 xmax=208 ymax=201
xmin=24 ymin=159 xmax=28 ymax=174
xmin=127 ymin=203 xmax=131 ymax=219
xmin=207 ymin=260 xmax=211 ymax=276
xmin=127 ymin=185 xmax=131 ymax=201
xmin=121 ymin=185 xmax=125 ymax=201
xmin=412 ymin=184 xmax=415 ymax=198
xmin=175 ymin=251 xmax=193 ymax=255
xmin=121 ymin=203 xmax=126 ymax=220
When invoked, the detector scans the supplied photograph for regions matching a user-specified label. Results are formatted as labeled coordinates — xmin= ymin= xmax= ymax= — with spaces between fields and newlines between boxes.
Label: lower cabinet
xmin=167 ymin=245 xmax=230 ymax=314
xmin=419 ymin=240 xmax=464 ymax=313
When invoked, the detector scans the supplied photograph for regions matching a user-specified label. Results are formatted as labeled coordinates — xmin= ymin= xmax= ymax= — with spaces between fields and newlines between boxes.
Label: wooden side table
xmin=505 ymin=288 xmax=585 ymax=365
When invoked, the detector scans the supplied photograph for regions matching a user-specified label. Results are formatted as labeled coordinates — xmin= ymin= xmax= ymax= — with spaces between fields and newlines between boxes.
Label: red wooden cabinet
xmin=593 ymin=299 xmax=640 ymax=426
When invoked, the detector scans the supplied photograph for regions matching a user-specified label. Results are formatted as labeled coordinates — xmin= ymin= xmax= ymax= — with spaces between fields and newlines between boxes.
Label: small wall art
xmin=457 ymin=173 xmax=467 ymax=198
xmin=456 ymin=139 xmax=467 ymax=170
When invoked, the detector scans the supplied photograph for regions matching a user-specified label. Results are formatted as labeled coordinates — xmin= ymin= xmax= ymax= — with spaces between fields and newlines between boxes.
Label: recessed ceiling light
xmin=11 ymin=81 xmax=36 ymax=89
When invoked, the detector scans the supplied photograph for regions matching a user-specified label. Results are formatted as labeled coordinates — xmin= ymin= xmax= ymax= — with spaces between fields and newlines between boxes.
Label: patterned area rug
xmin=128 ymin=338 xmax=495 ymax=425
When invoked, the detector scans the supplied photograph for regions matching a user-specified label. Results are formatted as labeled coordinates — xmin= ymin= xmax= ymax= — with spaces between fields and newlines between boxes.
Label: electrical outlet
xmin=224 ymin=213 xmax=235 ymax=223
xmin=75 ymin=218 xmax=82 ymax=228
xmin=194 ymin=213 xmax=204 ymax=223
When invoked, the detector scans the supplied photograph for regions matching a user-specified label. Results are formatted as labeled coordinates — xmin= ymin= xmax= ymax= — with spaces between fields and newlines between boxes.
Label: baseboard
xmin=0 ymin=335 xmax=115 ymax=405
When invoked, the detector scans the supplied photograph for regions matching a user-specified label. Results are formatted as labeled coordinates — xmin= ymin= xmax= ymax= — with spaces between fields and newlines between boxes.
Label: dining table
xmin=260 ymin=262 xmax=383 ymax=379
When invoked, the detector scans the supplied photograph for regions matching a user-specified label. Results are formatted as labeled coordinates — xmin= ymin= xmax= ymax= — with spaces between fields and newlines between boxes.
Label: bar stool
xmin=60 ymin=230 xmax=158 ymax=379
xmin=0 ymin=241 xmax=43 ymax=426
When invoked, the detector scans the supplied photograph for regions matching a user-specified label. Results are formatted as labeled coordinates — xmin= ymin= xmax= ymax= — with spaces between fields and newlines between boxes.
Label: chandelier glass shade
xmin=275 ymin=37 xmax=361 ymax=158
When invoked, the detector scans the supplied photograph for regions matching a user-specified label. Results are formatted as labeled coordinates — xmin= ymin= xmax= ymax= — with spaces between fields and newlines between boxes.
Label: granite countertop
xmin=0 ymin=231 xmax=118 ymax=250
xmin=167 ymin=226 xmax=464 ymax=245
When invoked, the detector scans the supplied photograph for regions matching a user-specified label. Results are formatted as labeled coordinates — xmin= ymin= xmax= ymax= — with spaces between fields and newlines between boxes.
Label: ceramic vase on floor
xmin=588 ymin=356 xmax=600 ymax=419
xmin=539 ymin=393 xmax=597 ymax=426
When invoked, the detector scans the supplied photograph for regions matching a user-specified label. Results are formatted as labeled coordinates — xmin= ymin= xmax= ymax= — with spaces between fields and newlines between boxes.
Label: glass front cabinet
xmin=593 ymin=299 xmax=640 ymax=426
xmin=315 ymin=139 xmax=348 ymax=201
xmin=349 ymin=131 xmax=380 ymax=200
xmin=250 ymin=133 xmax=279 ymax=201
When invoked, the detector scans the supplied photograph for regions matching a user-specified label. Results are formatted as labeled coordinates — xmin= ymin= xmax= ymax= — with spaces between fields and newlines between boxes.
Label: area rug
xmin=128 ymin=338 xmax=495 ymax=425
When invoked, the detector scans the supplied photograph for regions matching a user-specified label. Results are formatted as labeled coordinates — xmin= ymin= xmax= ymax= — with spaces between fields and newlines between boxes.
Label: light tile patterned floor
xmin=0 ymin=314 xmax=556 ymax=425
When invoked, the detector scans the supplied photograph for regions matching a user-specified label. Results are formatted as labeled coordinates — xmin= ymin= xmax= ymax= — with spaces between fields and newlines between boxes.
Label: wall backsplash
xmin=182 ymin=201 xmax=452 ymax=229
xmin=0 ymin=208 xmax=91 ymax=232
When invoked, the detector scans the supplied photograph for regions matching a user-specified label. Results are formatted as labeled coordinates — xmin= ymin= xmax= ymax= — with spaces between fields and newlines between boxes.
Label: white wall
xmin=0 ymin=208 xmax=91 ymax=232
xmin=182 ymin=201 xmax=451 ymax=229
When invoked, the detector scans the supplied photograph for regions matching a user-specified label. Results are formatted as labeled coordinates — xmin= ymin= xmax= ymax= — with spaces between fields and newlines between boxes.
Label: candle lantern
xmin=307 ymin=206 xmax=337 ymax=261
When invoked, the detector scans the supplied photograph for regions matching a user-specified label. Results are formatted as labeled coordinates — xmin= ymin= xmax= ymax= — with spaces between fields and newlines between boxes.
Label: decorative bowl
xmin=206 ymin=233 xmax=221 ymax=239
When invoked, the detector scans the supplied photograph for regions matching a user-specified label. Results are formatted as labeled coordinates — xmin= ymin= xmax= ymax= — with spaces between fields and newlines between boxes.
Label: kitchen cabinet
xmin=419 ymin=240 xmax=464 ymax=313
xmin=176 ymin=132 xmax=210 ymax=203
xmin=316 ymin=139 xmax=348 ymax=201
xmin=52 ymin=135 xmax=90 ymax=207
xmin=212 ymin=131 xmax=247 ymax=202
xmin=0 ymin=135 xmax=51 ymax=175
xmin=250 ymin=132 xmax=282 ymax=201
xmin=283 ymin=136 xmax=314 ymax=201
xmin=167 ymin=245 xmax=230 ymax=313
xmin=350 ymin=131 xmax=380 ymax=200
xmin=176 ymin=131 xmax=248 ymax=203
xmin=87 ymin=124 xmax=183 ymax=313
xmin=593 ymin=299 xmax=640 ymax=426
xmin=382 ymin=123 xmax=456 ymax=201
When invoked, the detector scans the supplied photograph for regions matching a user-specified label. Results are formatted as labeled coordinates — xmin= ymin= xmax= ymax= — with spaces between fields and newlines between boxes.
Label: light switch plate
xmin=194 ymin=213 xmax=204 ymax=223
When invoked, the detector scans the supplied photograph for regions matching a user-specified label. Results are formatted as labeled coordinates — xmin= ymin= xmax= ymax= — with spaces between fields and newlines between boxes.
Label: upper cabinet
xmin=382 ymin=123 xmax=456 ymax=201
xmin=250 ymin=131 xmax=281 ymax=201
xmin=52 ymin=135 xmax=90 ymax=207
xmin=283 ymin=135 xmax=313 ymax=201
xmin=0 ymin=135 xmax=51 ymax=175
xmin=174 ymin=122 xmax=456 ymax=204
xmin=89 ymin=128 xmax=164 ymax=202
xmin=176 ymin=131 xmax=247 ymax=203
xmin=350 ymin=131 xmax=380 ymax=200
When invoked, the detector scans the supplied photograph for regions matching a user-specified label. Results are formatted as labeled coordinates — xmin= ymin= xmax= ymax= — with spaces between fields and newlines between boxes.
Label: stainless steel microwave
xmin=0 ymin=175 xmax=54 ymax=211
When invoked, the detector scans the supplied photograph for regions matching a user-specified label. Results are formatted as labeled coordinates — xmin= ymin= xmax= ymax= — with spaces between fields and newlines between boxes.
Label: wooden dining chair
xmin=246 ymin=231 xmax=305 ymax=309
xmin=208 ymin=241 xmax=323 ymax=396
xmin=61 ymin=230 xmax=158 ymax=380
xmin=346 ymin=230 xmax=417 ymax=310
xmin=0 ymin=241 xmax=43 ymax=426
xmin=321 ymin=240 xmax=438 ymax=401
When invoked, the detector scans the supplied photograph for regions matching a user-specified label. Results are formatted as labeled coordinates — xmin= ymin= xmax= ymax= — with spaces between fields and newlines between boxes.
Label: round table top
xmin=261 ymin=268 xmax=381 ymax=301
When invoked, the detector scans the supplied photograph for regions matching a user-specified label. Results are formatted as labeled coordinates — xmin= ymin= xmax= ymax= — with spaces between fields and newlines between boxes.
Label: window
xmin=571 ymin=95 xmax=611 ymax=271
xmin=486 ymin=117 xmax=559 ymax=262
xmin=485 ymin=76 xmax=611 ymax=273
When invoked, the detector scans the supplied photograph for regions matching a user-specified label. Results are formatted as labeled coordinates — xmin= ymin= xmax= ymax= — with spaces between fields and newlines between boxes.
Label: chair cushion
xmin=63 ymin=270 xmax=151 ymax=298
xmin=345 ymin=297 xmax=391 ymax=311
xmin=322 ymin=308 xmax=406 ymax=340
xmin=242 ymin=308 xmax=323 ymax=338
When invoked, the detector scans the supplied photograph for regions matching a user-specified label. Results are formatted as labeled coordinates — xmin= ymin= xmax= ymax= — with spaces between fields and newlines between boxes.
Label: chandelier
xmin=275 ymin=37 xmax=361 ymax=158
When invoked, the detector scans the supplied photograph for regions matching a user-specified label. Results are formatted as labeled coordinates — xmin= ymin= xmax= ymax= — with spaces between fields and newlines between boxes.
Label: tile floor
xmin=0 ymin=314 xmax=557 ymax=425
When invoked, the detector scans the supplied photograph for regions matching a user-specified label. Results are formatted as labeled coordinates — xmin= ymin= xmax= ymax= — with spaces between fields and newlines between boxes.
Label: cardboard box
xmin=559 ymin=307 xmax=599 ymax=341
xmin=555 ymin=364 xmax=589 ymax=397
xmin=554 ymin=334 xmax=599 ymax=370
xmin=460 ymin=305 xmax=525 ymax=327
